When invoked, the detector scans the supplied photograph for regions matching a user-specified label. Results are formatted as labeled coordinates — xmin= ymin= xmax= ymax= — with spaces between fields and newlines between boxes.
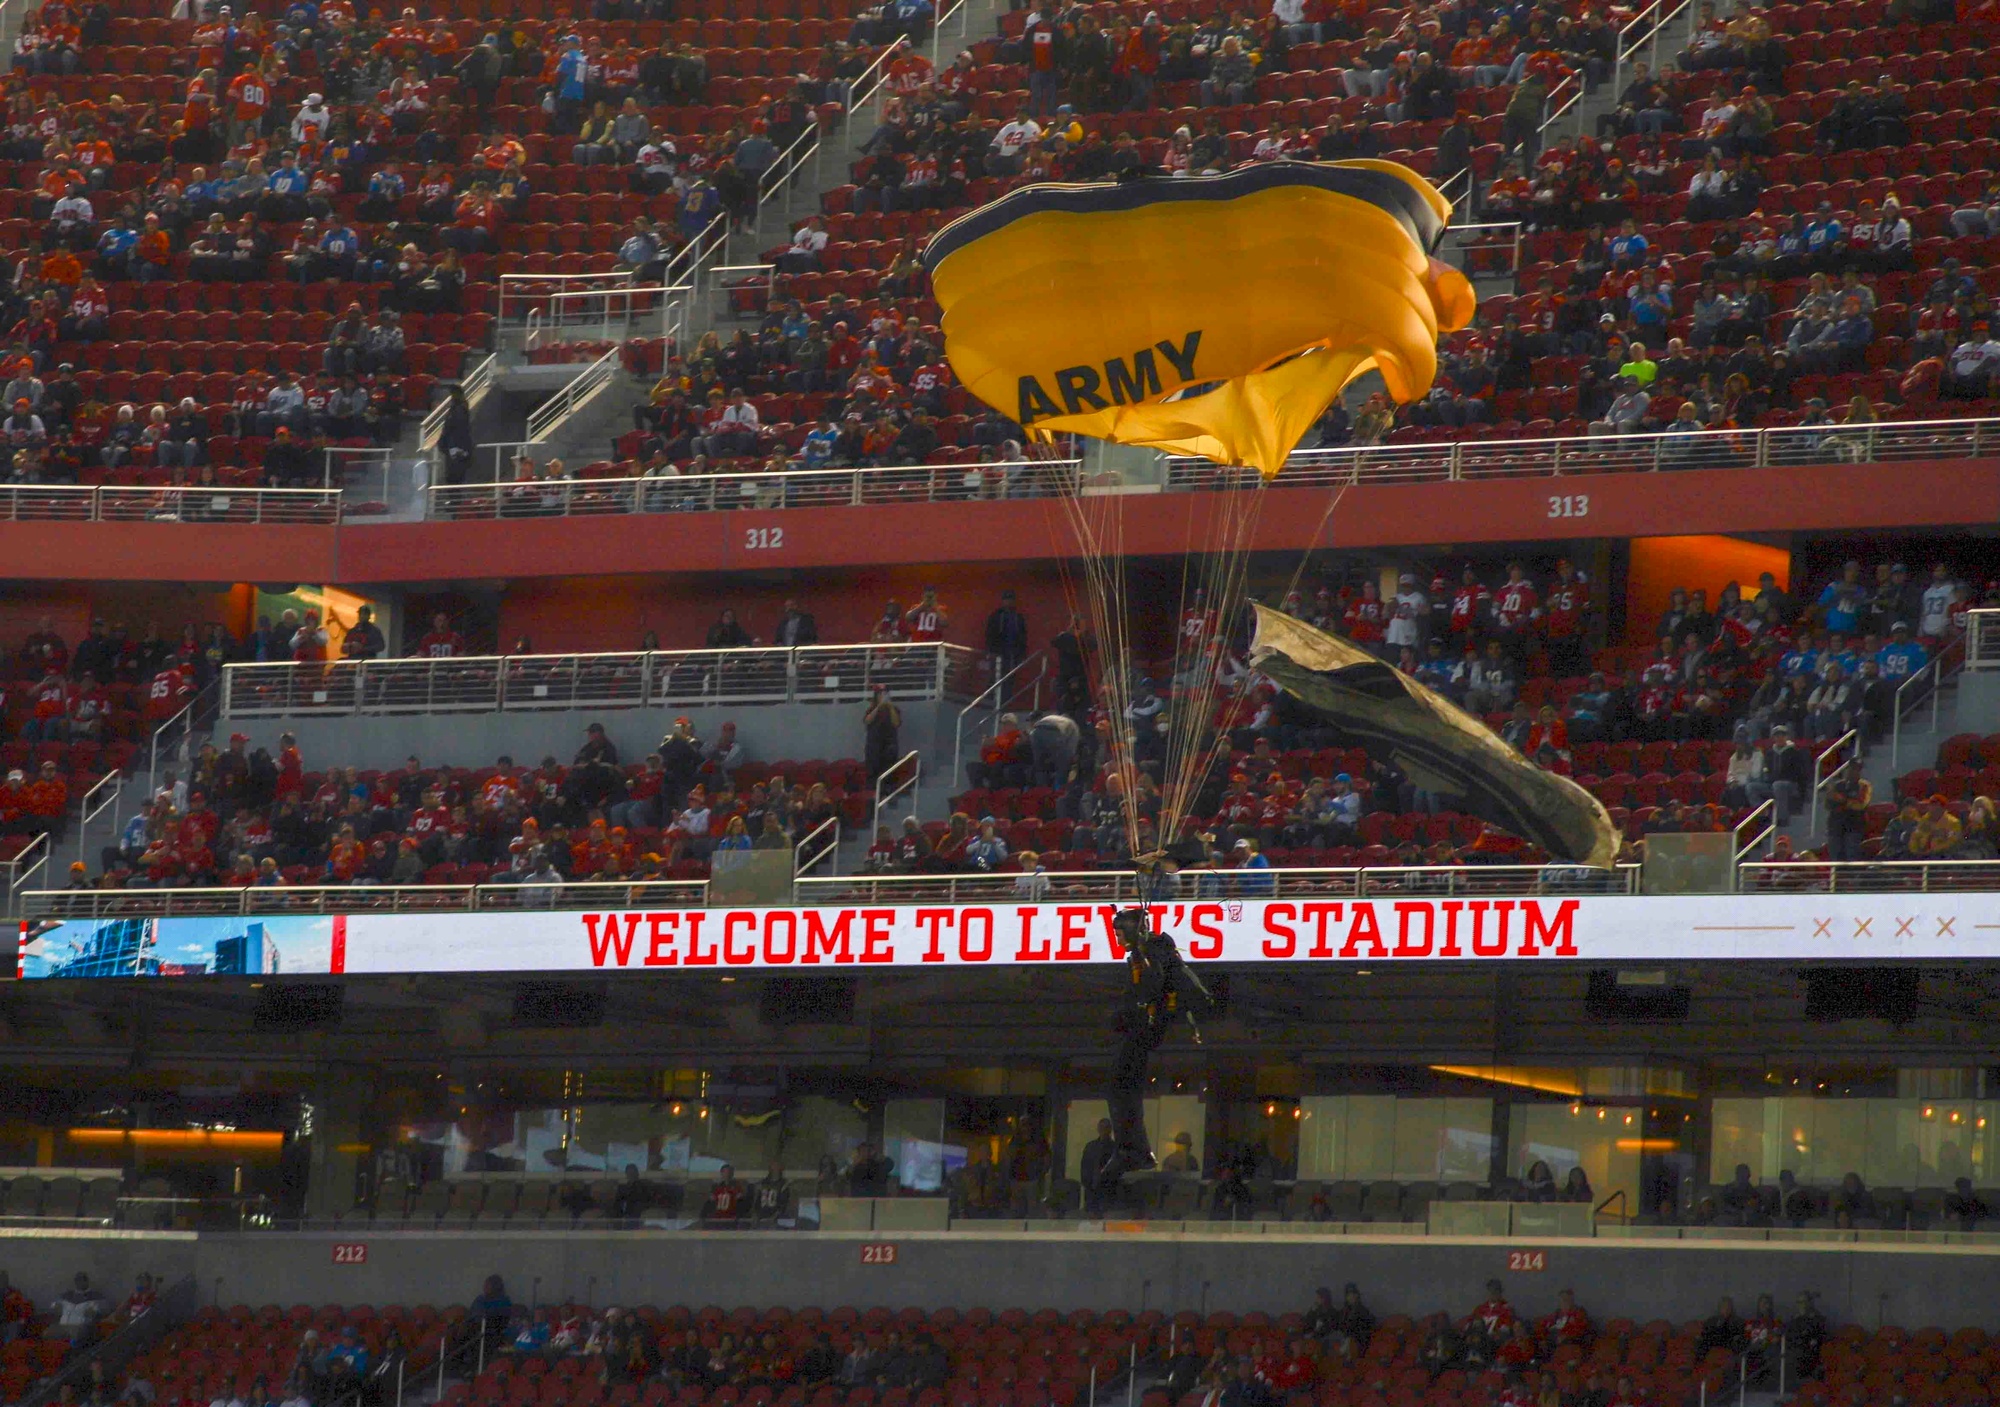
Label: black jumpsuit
xmin=1104 ymin=928 xmax=1216 ymax=1186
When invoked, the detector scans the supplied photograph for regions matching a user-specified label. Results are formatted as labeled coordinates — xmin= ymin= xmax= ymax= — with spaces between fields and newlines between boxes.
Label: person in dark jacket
xmin=984 ymin=589 xmax=1029 ymax=683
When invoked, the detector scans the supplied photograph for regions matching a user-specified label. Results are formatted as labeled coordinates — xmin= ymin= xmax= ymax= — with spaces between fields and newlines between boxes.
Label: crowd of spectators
xmin=879 ymin=553 xmax=1994 ymax=876
xmin=0 ymin=1270 xmax=160 ymax=1407
xmin=0 ymin=0 xmax=929 ymax=489
xmin=74 ymin=710 xmax=837 ymax=890
xmin=432 ymin=1274 xmax=1845 ymax=1407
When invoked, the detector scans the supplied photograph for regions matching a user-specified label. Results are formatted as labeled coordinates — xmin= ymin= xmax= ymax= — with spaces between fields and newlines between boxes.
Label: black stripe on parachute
xmin=921 ymin=160 xmax=1446 ymax=274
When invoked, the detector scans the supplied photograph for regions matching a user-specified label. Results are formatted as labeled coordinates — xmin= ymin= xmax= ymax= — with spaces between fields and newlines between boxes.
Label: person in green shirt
xmin=1619 ymin=341 xmax=1659 ymax=385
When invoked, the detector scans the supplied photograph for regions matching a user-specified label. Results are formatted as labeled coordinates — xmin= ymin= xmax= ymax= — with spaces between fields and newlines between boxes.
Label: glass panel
xmin=1713 ymin=1097 xmax=2000 ymax=1193
xmin=1704 ymin=1095 xmax=1768 ymax=1183
xmin=1442 ymin=1098 xmax=1497 ymax=1181
xmin=1510 ymin=1103 xmax=1639 ymax=1214
xmin=883 ymin=1099 xmax=956 ymax=1193
xmin=1298 ymin=1095 xmax=1345 ymax=1180
xmin=1062 ymin=1095 xmax=1206 ymax=1178
xmin=1344 ymin=1095 xmax=1398 ymax=1181
xmin=1811 ymin=1099 xmax=1868 ymax=1186
xmin=1391 ymin=1101 xmax=1443 ymax=1181
xmin=1297 ymin=1096 xmax=1494 ymax=1182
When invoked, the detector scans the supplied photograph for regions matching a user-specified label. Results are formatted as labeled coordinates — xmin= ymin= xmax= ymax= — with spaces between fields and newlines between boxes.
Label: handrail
xmin=420 ymin=351 xmax=496 ymax=451
xmin=752 ymin=38 xmax=909 ymax=232
xmin=795 ymin=814 xmax=839 ymax=879
xmin=873 ymin=749 xmax=921 ymax=835
xmin=18 ymin=1274 xmax=200 ymax=1407
xmin=150 ymin=681 xmax=218 ymax=796
xmin=218 ymin=643 xmax=976 ymax=718
xmin=1969 ymin=609 xmax=2000 ymax=671
xmin=0 ymin=483 xmax=342 ymax=524
xmin=798 ymin=862 xmax=1644 ymax=906
xmin=1889 ymin=632 xmax=1966 ymax=772
xmin=23 ymin=878 xmax=710 ymax=921
xmin=1731 ymin=796 xmax=1775 ymax=864
xmin=524 ymin=346 xmax=621 ymax=446
xmin=1168 ymin=415 xmax=2000 ymax=487
xmin=1540 ymin=0 xmax=1691 ymax=137
xmin=1447 ymin=220 xmax=1524 ymax=277
xmin=523 ymin=284 xmax=685 ymax=351
xmin=6 ymin=830 xmax=50 ymax=917
xmin=429 ymin=457 xmax=1076 ymax=520
xmin=77 ymin=771 xmax=122 ymax=866
xmin=953 ymin=650 xmax=1043 ymax=786
xmin=664 ymin=211 xmax=731 ymax=294
xmin=1807 ymin=728 xmax=1860 ymax=839
xmin=419 ymin=415 xmax=2000 ymax=523
xmin=40 ymin=856 xmax=2000 ymax=918
xmin=24 ymin=862 xmax=1648 ymax=919
xmin=1738 ymin=859 xmax=2000 ymax=894
xmin=323 ymin=444 xmax=393 ymax=505
xmin=1595 ymin=1188 xmax=1629 ymax=1225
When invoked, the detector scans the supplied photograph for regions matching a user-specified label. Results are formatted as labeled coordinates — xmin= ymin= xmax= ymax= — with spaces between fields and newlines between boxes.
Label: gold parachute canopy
xmin=921 ymin=159 xmax=1476 ymax=479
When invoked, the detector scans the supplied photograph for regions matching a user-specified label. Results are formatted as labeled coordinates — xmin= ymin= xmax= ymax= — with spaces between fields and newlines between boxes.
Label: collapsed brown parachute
xmin=1250 ymin=605 xmax=1620 ymax=868
xmin=921 ymin=160 xmax=1476 ymax=477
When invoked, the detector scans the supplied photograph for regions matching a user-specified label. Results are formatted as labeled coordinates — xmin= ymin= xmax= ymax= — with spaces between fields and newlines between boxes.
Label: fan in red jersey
xmin=1490 ymin=562 xmax=1541 ymax=660
xmin=1543 ymin=559 xmax=1592 ymax=674
xmin=902 ymin=586 xmax=948 ymax=642
xmin=416 ymin=611 xmax=465 ymax=657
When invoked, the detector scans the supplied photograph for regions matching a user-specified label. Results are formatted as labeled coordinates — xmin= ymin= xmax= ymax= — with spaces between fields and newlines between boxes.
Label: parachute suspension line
xmin=1277 ymin=479 xmax=1353 ymax=615
xmin=1046 ymin=462 xmax=1268 ymax=860
xmin=1051 ymin=464 xmax=1147 ymax=848
xmin=1156 ymin=474 xmax=1266 ymax=848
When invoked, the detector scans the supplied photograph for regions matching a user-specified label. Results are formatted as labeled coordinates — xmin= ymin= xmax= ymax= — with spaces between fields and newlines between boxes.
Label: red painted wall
xmin=0 ymin=460 xmax=1988 ymax=587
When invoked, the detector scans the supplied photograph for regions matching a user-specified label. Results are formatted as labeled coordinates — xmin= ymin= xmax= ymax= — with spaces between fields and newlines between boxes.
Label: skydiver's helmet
xmin=1111 ymin=908 xmax=1152 ymax=954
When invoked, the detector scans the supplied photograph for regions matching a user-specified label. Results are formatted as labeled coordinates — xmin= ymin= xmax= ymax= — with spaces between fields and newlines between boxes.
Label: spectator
xmin=50 ymin=1273 xmax=109 ymax=1344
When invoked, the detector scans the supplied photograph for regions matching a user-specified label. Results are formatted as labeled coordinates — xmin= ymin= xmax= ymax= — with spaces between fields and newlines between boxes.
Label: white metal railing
xmin=1541 ymin=0 xmax=1696 ymax=137
xmin=1807 ymin=728 xmax=1859 ymax=839
xmin=749 ymin=37 xmax=908 ymax=241
xmin=148 ymin=682 xmax=217 ymax=800
xmin=497 ymin=270 xmax=638 ymax=331
xmin=873 ymin=750 xmax=921 ymax=835
xmin=472 ymin=440 xmax=547 ymax=481
xmin=953 ymin=651 xmax=1045 ymax=786
xmin=22 ymin=878 xmax=709 ymax=921
xmin=1169 ymin=416 xmax=2000 ymax=489
xmin=708 ymin=263 xmax=774 ymax=325
xmin=0 ymin=483 xmax=341 ymax=523
xmin=795 ymin=814 xmax=839 ymax=878
xmin=5 ymin=831 xmax=51 ymax=917
xmin=429 ymin=416 xmax=2000 ymax=522
xmin=1731 ymin=796 xmax=1775 ymax=864
xmin=1738 ymin=860 xmax=2000 ymax=894
xmin=76 ymin=772 xmax=122 ymax=866
xmin=800 ymin=863 xmax=1643 ymax=906
xmin=523 ymin=284 xmax=685 ymax=354
xmin=665 ymin=212 xmax=731 ymax=297
xmin=1889 ymin=632 xmax=1967 ymax=772
xmin=420 ymin=353 xmax=496 ymax=451
xmin=1968 ymin=608 xmax=2000 ymax=672
xmin=324 ymin=444 xmax=393 ymax=506
xmin=217 ymin=643 xmax=976 ymax=718
xmin=1449 ymin=220 xmax=1524 ymax=277
xmin=524 ymin=346 xmax=621 ymax=446
xmin=37 ymin=856 xmax=2000 ymax=918
xmin=428 ymin=457 xmax=1078 ymax=519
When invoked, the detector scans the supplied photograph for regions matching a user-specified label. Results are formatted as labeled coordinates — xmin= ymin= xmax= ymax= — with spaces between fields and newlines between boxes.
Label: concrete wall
xmin=227 ymin=700 xmax=956 ymax=776
xmin=7 ymin=1230 xmax=2000 ymax=1330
